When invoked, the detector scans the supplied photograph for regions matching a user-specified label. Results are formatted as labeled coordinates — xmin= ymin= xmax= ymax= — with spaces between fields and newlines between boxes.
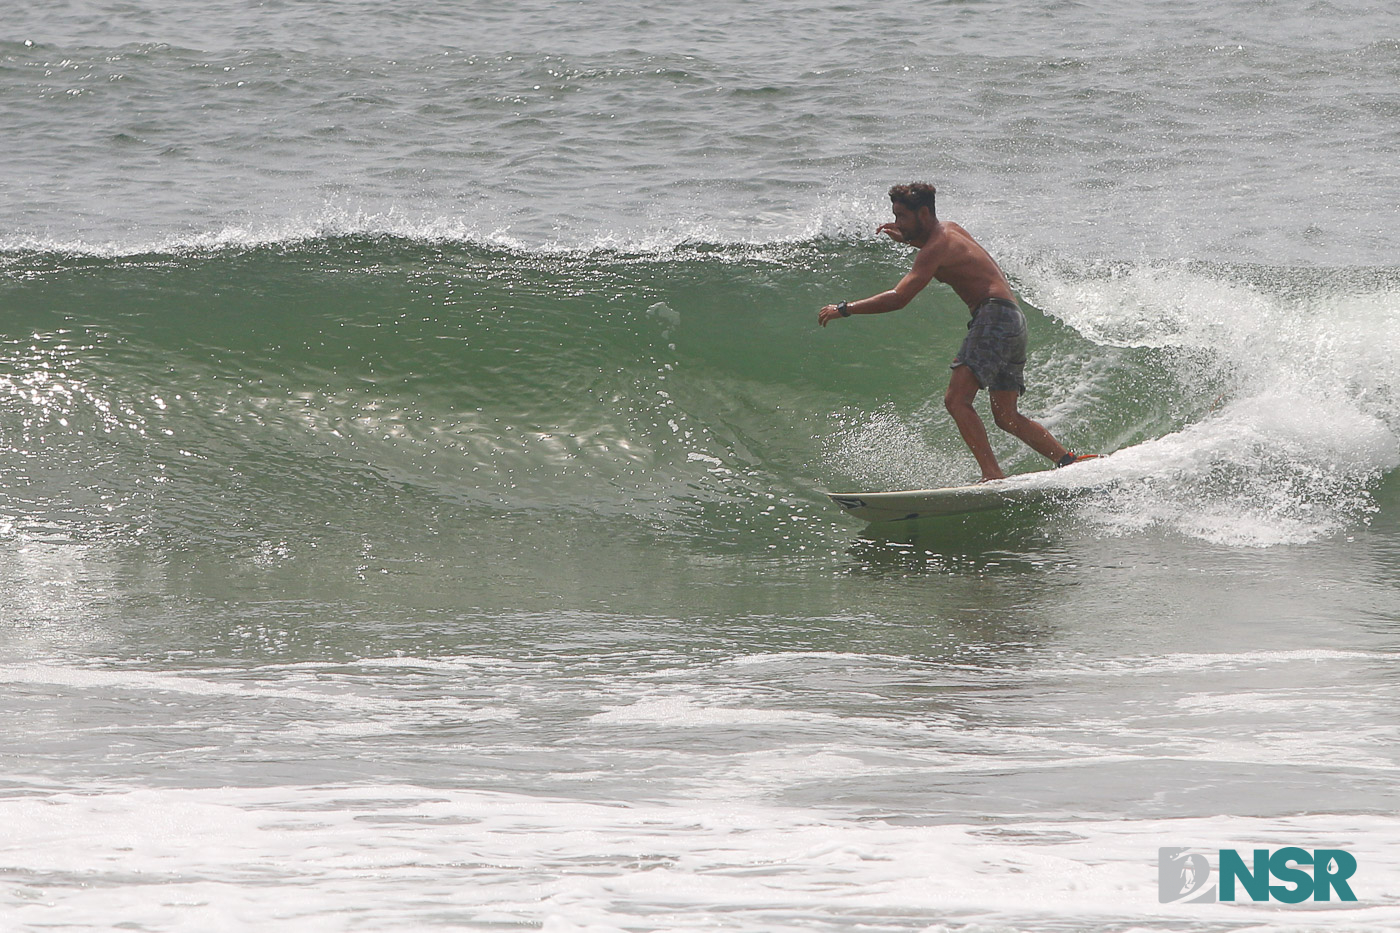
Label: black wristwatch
xmin=837 ymin=300 xmax=851 ymax=317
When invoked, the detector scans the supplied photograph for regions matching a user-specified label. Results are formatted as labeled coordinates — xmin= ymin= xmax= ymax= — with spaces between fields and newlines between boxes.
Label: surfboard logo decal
xmin=830 ymin=496 xmax=866 ymax=511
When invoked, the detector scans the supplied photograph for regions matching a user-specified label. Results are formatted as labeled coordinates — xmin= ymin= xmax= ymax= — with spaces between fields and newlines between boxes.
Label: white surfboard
xmin=828 ymin=462 xmax=1107 ymax=523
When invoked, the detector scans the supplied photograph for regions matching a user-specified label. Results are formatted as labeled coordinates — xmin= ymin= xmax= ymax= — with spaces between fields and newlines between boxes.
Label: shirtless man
xmin=819 ymin=183 xmax=1092 ymax=482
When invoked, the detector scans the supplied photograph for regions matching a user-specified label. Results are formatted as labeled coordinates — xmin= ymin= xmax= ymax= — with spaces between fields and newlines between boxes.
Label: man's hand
xmin=878 ymin=222 xmax=906 ymax=243
xmin=818 ymin=303 xmax=845 ymax=327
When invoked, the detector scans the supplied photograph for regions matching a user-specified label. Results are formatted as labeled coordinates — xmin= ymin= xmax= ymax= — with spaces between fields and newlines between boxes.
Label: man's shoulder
xmin=944 ymin=221 xmax=977 ymax=242
xmin=923 ymin=221 xmax=972 ymax=246
xmin=915 ymin=222 xmax=961 ymax=261
xmin=937 ymin=222 xmax=989 ymax=258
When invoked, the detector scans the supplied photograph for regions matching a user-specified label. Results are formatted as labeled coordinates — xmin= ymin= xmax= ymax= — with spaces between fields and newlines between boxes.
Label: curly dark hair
xmin=889 ymin=183 xmax=937 ymax=214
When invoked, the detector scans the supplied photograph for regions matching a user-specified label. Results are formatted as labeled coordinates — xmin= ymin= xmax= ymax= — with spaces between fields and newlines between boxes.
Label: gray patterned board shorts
xmin=950 ymin=297 xmax=1028 ymax=394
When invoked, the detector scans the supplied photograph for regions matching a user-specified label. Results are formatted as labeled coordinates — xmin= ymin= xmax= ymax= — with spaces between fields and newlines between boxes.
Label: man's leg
xmin=988 ymin=390 xmax=1070 ymax=463
xmin=945 ymin=366 xmax=1005 ymax=481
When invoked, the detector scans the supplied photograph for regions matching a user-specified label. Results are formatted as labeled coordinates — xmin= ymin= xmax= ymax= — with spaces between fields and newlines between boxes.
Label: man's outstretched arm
xmin=818 ymin=250 xmax=938 ymax=327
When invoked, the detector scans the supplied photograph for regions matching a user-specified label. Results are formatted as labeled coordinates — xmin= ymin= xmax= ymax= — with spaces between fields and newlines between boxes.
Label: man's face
xmin=891 ymin=202 xmax=927 ymax=241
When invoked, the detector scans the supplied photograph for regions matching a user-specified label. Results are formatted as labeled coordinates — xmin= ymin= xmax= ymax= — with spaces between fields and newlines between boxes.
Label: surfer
xmin=819 ymin=183 xmax=1093 ymax=482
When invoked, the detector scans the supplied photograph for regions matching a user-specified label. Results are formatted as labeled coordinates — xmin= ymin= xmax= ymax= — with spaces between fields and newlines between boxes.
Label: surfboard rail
xmin=827 ymin=482 xmax=1046 ymax=523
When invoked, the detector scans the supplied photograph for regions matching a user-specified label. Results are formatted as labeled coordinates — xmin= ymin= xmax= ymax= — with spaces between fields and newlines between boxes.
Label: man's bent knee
xmin=992 ymin=409 xmax=1022 ymax=433
xmin=945 ymin=367 xmax=980 ymax=412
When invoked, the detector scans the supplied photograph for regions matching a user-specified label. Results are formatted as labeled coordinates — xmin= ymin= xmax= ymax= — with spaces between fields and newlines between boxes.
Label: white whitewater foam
xmin=2 ymin=785 xmax=1397 ymax=932
xmin=1012 ymin=258 xmax=1400 ymax=545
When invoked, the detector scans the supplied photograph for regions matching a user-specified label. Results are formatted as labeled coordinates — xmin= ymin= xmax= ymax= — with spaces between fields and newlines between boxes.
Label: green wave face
xmin=1 ymin=238 xmax=1396 ymax=559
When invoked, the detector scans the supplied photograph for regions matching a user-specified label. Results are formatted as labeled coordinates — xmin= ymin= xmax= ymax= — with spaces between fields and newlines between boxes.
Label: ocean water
xmin=2 ymin=2 xmax=1399 ymax=931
